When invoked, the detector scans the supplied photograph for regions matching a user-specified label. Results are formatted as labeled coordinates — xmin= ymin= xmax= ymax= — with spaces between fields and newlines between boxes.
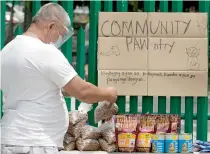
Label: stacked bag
xmin=193 ymin=140 xmax=210 ymax=153
xmin=63 ymin=102 xmax=118 ymax=152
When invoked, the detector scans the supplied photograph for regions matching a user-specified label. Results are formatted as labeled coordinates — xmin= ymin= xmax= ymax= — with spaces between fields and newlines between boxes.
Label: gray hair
xmin=32 ymin=3 xmax=71 ymax=27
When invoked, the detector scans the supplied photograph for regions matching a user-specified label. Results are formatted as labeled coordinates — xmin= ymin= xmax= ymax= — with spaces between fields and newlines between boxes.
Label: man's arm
xmin=63 ymin=75 xmax=117 ymax=104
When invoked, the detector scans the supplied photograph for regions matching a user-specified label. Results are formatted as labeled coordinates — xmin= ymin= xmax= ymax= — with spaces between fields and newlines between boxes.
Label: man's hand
xmin=105 ymin=87 xmax=117 ymax=103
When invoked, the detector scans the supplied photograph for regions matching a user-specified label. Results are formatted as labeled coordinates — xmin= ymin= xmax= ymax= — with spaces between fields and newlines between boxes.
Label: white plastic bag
xmin=94 ymin=101 xmax=118 ymax=123
xmin=69 ymin=103 xmax=92 ymax=125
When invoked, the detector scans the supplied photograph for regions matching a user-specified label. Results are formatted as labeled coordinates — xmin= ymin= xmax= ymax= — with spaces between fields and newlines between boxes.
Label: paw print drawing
xmin=186 ymin=47 xmax=200 ymax=71
xmin=99 ymin=45 xmax=120 ymax=56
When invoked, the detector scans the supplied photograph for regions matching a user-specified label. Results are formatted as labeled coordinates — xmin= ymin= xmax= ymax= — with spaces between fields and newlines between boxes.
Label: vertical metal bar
xmin=130 ymin=96 xmax=138 ymax=114
xmin=104 ymin=0 xmax=113 ymax=11
xmin=0 ymin=1 xmax=6 ymax=118
xmin=75 ymin=28 xmax=85 ymax=109
xmin=88 ymin=0 xmax=101 ymax=126
xmin=14 ymin=25 xmax=23 ymax=36
xmin=158 ymin=0 xmax=168 ymax=114
xmin=185 ymin=97 xmax=194 ymax=134
xmin=61 ymin=1 xmax=74 ymax=111
xmin=170 ymin=1 xmax=182 ymax=116
xmin=32 ymin=1 xmax=41 ymax=17
xmin=116 ymin=0 xmax=128 ymax=114
xmin=197 ymin=0 xmax=209 ymax=141
xmin=142 ymin=0 xmax=155 ymax=114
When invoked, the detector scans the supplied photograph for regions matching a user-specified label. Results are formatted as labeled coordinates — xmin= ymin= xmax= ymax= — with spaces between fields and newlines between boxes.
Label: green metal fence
xmin=0 ymin=0 xmax=209 ymax=141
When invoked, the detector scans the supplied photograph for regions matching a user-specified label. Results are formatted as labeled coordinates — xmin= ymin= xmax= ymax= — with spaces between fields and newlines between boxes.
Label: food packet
xmin=115 ymin=114 xmax=138 ymax=152
xmin=63 ymin=133 xmax=75 ymax=145
xmin=68 ymin=120 xmax=86 ymax=138
xmin=98 ymin=121 xmax=116 ymax=144
xmin=170 ymin=114 xmax=181 ymax=134
xmin=81 ymin=125 xmax=101 ymax=140
xmin=69 ymin=103 xmax=92 ymax=125
xmin=136 ymin=115 xmax=156 ymax=152
xmin=76 ymin=138 xmax=100 ymax=151
xmin=99 ymin=138 xmax=117 ymax=153
xmin=64 ymin=142 xmax=76 ymax=151
xmin=94 ymin=101 xmax=118 ymax=123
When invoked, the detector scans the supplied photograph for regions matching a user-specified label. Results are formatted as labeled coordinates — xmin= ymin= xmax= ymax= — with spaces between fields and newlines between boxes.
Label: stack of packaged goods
xmin=63 ymin=102 xmax=118 ymax=152
xmin=193 ymin=140 xmax=210 ymax=153
xmin=114 ymin=114 xmax=193 ymax=153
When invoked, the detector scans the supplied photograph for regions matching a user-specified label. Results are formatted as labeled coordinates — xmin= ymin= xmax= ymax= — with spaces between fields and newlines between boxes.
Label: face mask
xmin=51 ymin=35 xmax=63 ymax=48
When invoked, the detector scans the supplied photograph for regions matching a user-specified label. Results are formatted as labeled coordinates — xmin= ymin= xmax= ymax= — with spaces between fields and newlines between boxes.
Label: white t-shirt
xmin=1 ymin=35 xmax=77 ymax=147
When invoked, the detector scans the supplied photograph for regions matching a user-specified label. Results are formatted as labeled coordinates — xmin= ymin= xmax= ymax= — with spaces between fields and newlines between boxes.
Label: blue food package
xmin=178 ymin=133 xmax=193 ymax=153
xmin=152 ymin=133 xmax=165 ymax=153
xmin=165 ymin=133 xmax=178 ymax=153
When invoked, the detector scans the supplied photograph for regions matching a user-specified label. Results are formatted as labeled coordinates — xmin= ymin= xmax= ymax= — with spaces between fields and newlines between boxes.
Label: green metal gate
xmin=0 ymin=0 xmax=209 ymax=141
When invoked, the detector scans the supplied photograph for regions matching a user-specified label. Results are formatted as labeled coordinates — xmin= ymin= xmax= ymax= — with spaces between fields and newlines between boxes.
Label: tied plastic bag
xmin=63 ymin=133 xmax=75 ymax=145
xmin=94 ymin=101 xmax=118 ymax=123
xmin=68 ymin=120 xmax=86 ymax=138
xmin=81 ymin=125 xmax=101 ymax=140
xmin=64 ymin=142 xmax=76 ymax=151
xmin=98 ymin=120 xmax=116 ymax=144
xmin=76 ymin=138 xmax=100 ymax=151
xmin=69 ymin=103 xmax=92 ymax=125
xmin=99 ymin=139 xmax=117 ymax=153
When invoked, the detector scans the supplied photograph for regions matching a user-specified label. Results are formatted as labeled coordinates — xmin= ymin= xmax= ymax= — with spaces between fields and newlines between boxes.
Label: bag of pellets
xmin=94 ymin=101 xmax=118 ymax=123
xmin=64 ymin=142 xmax=76 ymax=151
xmin=68 ymin=103 xmax=92 ymax=125
xmin=63 ymin=133 xmax=75 ymax=145
xmin=76 ymin=138 xmax=100 ymax=151
xmin=68 ymin=120 xmax=86 ymax=138
xmin=98 ymin=120 xmax=116 ymax=144
xmin=99 ymin=138 xmax=117 ymax=153
xmin=81 ymin=125 xmax=101 ymax=140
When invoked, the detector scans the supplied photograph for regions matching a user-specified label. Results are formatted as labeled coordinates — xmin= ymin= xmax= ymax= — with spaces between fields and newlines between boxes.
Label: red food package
xmin=136 ymin=115 xmax=156 ymax=152
xmin=156 ymin=115 xmax=170 ymax=133
xmin=115 ymin=114 xmax=138 ymax=153
xmin=169 ymin=114 xmax=181 ymax=134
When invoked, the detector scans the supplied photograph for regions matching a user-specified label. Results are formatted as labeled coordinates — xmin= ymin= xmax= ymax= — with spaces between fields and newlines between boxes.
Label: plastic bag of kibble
xmin=69 ymin=103 xmax=92 ymax=125
xmin=81 ymin=125 xmax=101 ymax=140
xmin=63 ymin=133 xmax=75 ymax=145
xmin=94 ymin=101 xmax=118 ymax=123
xmin=76 ymin=138 xmax=100 ymax=151
xmin=99 ymin=138 xmax=117 ymax=153
xmin=68 ymin=120 xmax=86 ymax=138
xmin=64 ymin=142 xmax=76 ymax=151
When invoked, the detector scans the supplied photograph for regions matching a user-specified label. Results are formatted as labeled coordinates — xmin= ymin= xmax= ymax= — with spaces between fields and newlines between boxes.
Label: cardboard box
xmin=98 ymin=37 xmax=148 ymax=70
xmin=98 ymin=12 xmax=148 ymax=37
xmin=98 ymin=70 xmax=147 ymax=96
xmin=147 ymin=13 xmax=208 ymax=38
xmin=148 ymin=71 xmax=208 ymax=96
xmin=148 ymin=38 xmax=208 ymax=71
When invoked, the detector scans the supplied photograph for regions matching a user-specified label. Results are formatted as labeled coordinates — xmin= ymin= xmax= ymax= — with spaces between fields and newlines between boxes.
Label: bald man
xmin=1 ymin=3 xmax=117 ymax=154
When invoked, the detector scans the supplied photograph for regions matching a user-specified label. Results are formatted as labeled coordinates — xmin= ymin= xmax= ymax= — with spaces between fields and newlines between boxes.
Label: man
xmin=1 ymin=3 xmax=117 ymax=154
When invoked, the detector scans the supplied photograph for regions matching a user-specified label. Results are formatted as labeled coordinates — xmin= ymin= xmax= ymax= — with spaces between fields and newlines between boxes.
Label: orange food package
xmin=136 ymin=115 xmax=157 ymax=152
xmin=115 ymin=114 xmax=138 ymax=153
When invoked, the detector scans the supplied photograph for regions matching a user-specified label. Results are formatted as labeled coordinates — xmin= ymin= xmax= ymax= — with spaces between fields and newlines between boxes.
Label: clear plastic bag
xmin=76 ymin=138 xmax=100 ymax=151
xmin=99 ymin=138 xmax=117 ymax=153
xmin=63 ymin=133 xmax=75 ymax=144
xmin=68 ymin=120 xmax=86 ymax=138
xmin=94 ymin=101 xmax=118 ymax=123
xmin=69 ymin=103 xmax=92 ymax=125
xmin=98 ymin=121 xmax=116 ymax=144
xmin=64 ymin=142 xmax=76 ymax=151
xmin=81 ymin=125 xmax=101 ymax=140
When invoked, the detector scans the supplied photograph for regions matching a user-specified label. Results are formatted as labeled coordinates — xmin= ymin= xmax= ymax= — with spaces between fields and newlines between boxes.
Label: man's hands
xmin=105 ymin=87 xmax=117 ymax=104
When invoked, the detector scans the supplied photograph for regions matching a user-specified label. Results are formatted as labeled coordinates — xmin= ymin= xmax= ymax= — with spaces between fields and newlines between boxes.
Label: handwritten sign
xmin=98 ymin=70 xmax=147 ymax=96
xmin=148 ymin=71 xmax=208 ymax=96
xmin=97 ymin=12 xmax=208 ymax=96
